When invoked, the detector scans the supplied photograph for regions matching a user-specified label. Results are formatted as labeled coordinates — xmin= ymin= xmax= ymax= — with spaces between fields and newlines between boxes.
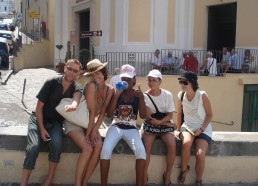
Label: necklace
xmin=97 ymin=85 xmax=106 ymax=105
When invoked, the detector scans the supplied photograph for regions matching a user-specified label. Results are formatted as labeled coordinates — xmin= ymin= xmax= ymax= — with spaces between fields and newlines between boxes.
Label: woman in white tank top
xmin=175 ymin=71 xmax=213 ymax=186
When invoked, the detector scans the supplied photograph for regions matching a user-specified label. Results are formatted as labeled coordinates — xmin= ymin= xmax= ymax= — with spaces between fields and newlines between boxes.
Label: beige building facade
xmin=19 ymin=0 xmax=258 ymax=63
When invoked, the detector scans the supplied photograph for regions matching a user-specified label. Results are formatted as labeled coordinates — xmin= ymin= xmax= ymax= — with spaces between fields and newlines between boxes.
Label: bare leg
xmin=100 ymin=159 xmax=110 ymax=186
xmin=42 ymin=161 xmax=58 ymax=186
xmin=20 ymin=169 xmax=32 ymax=186
xmin=178 ymin=132 xmax=194 ymax=183
xmin=68 ymin=131 xmax=93 ymax=186
xmin=160 ymin=133 xmax=176 ymax=185
xmin=142 ymin=134 xmax=156 ymax=185
xmin=82 ymin=136 xmax=102 ymax=185
xmin=136 ymin=159 xmax=145 ymax=186
xmin=195 ymin=139 xmax=209 ymax=182
xmin=181 ymin=132 xmax=194 ymax=170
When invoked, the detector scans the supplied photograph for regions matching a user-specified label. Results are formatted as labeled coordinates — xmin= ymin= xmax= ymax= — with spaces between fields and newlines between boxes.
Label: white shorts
xmin=63 ymin=120 xmax=84 ymax=135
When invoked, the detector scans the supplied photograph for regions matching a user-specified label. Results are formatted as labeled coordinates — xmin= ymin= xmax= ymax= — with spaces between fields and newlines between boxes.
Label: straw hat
xmin=83 ymin=59 xmax=108 ymax=76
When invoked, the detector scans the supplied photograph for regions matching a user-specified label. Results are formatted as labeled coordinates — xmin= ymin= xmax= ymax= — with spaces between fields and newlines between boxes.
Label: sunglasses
xmin=179 ymin=80 xmax=189 ymax=85
xmin=66 ymin=66 xmax=79 ymax=73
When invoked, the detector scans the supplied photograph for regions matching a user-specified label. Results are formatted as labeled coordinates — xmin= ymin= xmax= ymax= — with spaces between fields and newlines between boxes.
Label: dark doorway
xmin=79 ymin=10 xmax=90 ymax=51
xmin=79 ymin=10 xmax=90 ymax=69
xmin=207 ymin=3 xmax=237 ymax=51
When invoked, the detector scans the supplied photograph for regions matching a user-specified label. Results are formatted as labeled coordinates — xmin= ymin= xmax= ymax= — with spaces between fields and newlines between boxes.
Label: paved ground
xmin=0 ymin=67 xmax=59 ymax=128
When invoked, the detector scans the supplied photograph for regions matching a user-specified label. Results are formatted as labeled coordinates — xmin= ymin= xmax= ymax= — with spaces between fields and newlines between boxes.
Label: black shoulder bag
xmin=204 ymin=58 xmax=214 ymax=76
xmin=143 ymin=93 xmax=174 ymax=134
xmin=145 ymin=93 xmax=167 ymax=120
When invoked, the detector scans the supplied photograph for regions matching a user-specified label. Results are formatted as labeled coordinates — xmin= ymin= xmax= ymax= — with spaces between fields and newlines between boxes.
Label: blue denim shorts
xmin=195 ymin=133 xmax=212 ymax=144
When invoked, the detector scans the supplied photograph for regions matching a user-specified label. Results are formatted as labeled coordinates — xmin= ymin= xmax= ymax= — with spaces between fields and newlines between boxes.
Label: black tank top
xmin=114 ymin=92 xmax=139 ymax=129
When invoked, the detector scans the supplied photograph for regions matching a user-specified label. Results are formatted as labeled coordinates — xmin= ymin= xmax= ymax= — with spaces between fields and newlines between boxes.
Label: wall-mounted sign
xmin=28 ymin=10 xmax=39 ymax=19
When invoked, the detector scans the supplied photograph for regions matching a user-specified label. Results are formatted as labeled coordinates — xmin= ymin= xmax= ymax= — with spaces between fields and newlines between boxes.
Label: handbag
xmin=143 ymin=93 xmax=174 ymax=134
xmin=145 ymin=93 xmax=167 ymax=120
xmin=203 ymin=58 xmax=214 ymax=76
xmin=56 ymin=97 xmax=89 ymax=128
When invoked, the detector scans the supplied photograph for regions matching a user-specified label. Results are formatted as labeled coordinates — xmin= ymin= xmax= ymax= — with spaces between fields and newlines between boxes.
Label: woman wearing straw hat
xmin=63 ymin=59 xmax=114 ymax=186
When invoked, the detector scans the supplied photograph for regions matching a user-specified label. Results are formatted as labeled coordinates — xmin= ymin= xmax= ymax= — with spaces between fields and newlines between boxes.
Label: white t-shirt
xmin=207 ymin=57 xmax=217 ymax=76
xmin=144 ymin=89 xmax=175 ymax=114
xmin=150 ymin=55 xmax=162 ymax=66
xmin=177 ymin=90 xmax=212 ymax=138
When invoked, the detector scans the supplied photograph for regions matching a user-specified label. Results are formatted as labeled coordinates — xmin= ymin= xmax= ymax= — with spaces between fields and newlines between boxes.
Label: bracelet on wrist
xmin=200 ymin=127 xmax=204 ymax=132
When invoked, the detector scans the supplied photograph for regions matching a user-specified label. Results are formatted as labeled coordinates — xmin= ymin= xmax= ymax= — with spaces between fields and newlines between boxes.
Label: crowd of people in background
xmin=149 ymin=47 xmax=257 ymax=76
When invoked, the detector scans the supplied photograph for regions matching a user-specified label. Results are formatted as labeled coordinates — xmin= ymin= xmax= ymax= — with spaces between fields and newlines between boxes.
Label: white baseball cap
xmin=147 ymin=69 xmax=162 ymax=80
xmin=120 ymin=64 xmax=136 ymax=78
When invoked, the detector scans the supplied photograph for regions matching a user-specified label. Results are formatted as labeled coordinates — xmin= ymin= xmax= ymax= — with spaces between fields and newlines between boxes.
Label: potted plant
xmin=55 ymin=44 xmax=65 ymax=73
xmin=65 ymin=41 xmax=71 ymax=62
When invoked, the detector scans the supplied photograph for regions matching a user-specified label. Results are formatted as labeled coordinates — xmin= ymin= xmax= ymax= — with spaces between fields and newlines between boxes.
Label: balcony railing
xmin=79 ymin=48 xmax=258 ymax=76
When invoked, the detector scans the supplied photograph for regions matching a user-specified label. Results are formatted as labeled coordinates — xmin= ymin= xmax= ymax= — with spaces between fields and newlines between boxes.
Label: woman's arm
xmin=94 ymin=86 xmax=114 ymax=129
xmin=176 ymin=97 xmax=183 ymax=130
xmin=149 ymin=112 xmax=173 ymax=126
xmin=135 ymin=86 xmax=146 ymax=119
xmin=195 ymin=93 xmax=213 ymax=136
xmin=91 ymin=87 xmax=114 ymax=144
xmin=84 ymin=82 xmax=96 ymax=137
xmin=201 ymin=93 xmax=213 ymax=129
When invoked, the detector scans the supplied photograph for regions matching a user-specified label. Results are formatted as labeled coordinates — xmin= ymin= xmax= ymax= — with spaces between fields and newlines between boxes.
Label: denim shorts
xmin=195 ymin=133 xmax=212 ymax=144
xmin=23 ymin=113 xmax=63 ymax=170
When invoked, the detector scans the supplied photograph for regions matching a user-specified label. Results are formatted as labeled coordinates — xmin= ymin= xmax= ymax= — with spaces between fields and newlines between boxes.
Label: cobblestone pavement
xmin=0 ymin=67 xmax=59 ymax=127
xmin=0 ymin=67 xmax=58 ymax=111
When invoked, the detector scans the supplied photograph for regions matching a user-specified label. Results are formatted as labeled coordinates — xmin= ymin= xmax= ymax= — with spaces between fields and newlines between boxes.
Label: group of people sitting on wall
xmin=218 ymin=47 xmax=256 ymax=74
xmin=20 ymin=58 xmax=213 ymax=186
xmin=149 ymin=48 xmax=256 ymax=76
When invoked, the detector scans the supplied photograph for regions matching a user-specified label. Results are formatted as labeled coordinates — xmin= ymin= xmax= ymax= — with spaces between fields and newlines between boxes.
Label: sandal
xmin=177 ymin=165 xmax=190 ymax=184
xmin=196 ymin=180 xmax=203 ymax=186
xmin=163 ymin=173 xmax=171 ymax=186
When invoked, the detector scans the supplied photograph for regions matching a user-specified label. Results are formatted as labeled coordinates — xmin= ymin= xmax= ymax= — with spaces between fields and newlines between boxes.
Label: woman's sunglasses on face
xmin=66 ymin=66 xmax=79 ymax=73
xmin=179 ymin=80 xmax=189 ymax=85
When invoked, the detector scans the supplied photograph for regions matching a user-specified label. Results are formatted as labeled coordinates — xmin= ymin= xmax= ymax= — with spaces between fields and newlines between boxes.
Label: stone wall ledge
xmin=1 ymin=129 xmax=258 ymax=185
xmin=1 ymin=130 xmax=258 ymax=156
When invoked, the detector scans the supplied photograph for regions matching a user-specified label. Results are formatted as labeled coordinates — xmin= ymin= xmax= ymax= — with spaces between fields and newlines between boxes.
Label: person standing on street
xmin=20 ymin=59 xmax=83 ymax=186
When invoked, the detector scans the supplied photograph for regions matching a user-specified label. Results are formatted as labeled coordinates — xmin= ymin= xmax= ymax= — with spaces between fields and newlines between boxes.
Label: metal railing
xmin=83 ymin=48 xmax=258 ymax=76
